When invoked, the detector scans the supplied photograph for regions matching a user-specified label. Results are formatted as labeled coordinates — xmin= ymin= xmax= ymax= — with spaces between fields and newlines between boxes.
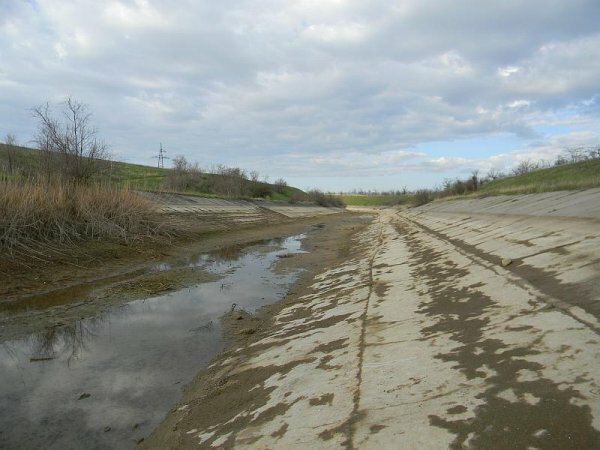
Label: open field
xmin=0 ymin=143 xmax=176 ymax=189
xmin=0 ymin=145 xmax=313 ymax=263
xmin=339 ymin=157 xmax=600 ymax=208
xmin=403 ymin=158 xmax=600 ymax=206
xmin=336 ymin=193 xmax=412 ymax=206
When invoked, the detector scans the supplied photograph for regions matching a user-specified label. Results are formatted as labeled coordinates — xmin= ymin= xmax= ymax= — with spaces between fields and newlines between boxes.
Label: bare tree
xmin=470 ymin=169 xmax=479 ymax=191
xmin=249 ymin=170 xmax=260 ymax=182
xmin=172 ymin=154 xmax=189 ymax=174
xmin=486 ymin=168 xmax=503 ymax=180
xmin=4 ymin=133 xmax=18 ymax=174
xmin=566 ymin=148 xmax=586 ymax=163
xmin=166 ymin=154 xmax=203 ymax=191
xmin=588 ymin=146 xmax=600 ymax=159
xmin=33 ymin=98 xmax=108 ymax=181
xmin=210 ymin=165 xmax=248 ymax=197
xmin=274 ymin=177 xmax=287 ymax=193
xmin=512 ymin=159 xmax=537 ymax=176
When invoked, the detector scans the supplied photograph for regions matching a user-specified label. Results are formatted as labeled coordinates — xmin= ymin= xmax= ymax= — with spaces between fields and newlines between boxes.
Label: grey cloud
xmin=1 ymin=0 xmax=599 ymax=187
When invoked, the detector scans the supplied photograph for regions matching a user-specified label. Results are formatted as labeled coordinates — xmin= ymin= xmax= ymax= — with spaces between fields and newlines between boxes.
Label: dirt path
xmin=143 ymin=194 xmax=600 ymax=448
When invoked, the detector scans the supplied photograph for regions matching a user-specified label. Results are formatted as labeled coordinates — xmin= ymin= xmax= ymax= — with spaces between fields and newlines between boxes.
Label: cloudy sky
xmin=1 ymin=0 xmax=599 ymax=191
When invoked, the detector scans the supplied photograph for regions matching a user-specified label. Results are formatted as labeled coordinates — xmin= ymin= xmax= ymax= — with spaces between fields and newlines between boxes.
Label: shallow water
xmin=0 ymin=235 xmax=305 ymax=449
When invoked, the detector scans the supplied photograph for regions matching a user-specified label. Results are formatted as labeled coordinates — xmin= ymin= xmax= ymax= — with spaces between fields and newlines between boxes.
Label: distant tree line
xmin=341 ymin=187 xmax=409 ymax=196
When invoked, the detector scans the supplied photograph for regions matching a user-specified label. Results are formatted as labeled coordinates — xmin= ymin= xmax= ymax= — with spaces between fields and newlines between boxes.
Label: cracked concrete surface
xmin=144 ymin=190 xmax=600 ymax=449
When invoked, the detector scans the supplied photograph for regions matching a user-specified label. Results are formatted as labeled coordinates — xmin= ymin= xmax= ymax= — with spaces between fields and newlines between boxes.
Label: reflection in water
xmin=144 ymin=236 xmax=302 ymax=276
xmin=0 ymin=235 xmax=305 ymax=450
xmin=28 ymin=320 xmax=101 ymax=365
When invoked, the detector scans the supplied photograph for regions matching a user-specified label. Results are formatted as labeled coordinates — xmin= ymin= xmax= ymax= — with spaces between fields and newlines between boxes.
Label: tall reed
xmin=0 ymin=178 xmax=162 ymax=255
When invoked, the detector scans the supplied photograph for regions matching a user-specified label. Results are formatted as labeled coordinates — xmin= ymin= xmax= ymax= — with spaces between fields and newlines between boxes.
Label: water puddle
xmin=0 ymin=235 xmax=306 ymax=449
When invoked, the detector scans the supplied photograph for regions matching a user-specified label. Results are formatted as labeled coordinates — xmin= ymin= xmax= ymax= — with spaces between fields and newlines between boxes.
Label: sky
xmin=1 ymin=0 xmax=599 ymax=192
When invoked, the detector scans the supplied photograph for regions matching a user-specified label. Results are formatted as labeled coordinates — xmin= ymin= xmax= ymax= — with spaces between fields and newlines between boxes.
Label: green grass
xmin=0 ymin=143 xmax=40 ymax=176
xmin=269 ymin=186 xmax=305 ymax=202
xmin=0 ymin=143 xmax=172 ymax=189
xmin=104 ymin=160 xmax=168 ymax=190
xmin=479 ymin=159 xmax=600 ymax=195
xmin=337 ymin=194 xmax=413 ymax=206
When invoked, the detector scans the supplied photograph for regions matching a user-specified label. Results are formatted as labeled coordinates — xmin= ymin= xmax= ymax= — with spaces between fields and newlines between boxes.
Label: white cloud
xmin=498 ymin=66 xmax=520 ymax=77
xmin=438 ymin=51 xmax=472 ymax=75
xmin=507 ymin=100 xmax=531 ymax=109
xmin=302 ymin=22 xmax=368 ymax=43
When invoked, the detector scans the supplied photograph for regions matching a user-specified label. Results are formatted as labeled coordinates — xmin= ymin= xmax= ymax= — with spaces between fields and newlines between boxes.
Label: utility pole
xmin=154 ymin=143 xmax=169 ymax=168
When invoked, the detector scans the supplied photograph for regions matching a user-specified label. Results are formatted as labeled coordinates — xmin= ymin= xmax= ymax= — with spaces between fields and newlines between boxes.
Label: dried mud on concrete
xmin=143 ymin=191 xmax=600 ymax=449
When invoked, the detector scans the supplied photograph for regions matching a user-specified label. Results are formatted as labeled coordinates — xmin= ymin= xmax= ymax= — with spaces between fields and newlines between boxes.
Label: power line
xmin=153 ymin=142 xmax=170 ymax=168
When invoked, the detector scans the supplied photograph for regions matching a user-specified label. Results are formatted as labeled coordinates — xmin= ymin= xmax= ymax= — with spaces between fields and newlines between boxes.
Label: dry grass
xmin=0 ymin=178 xmax=164 ymax=256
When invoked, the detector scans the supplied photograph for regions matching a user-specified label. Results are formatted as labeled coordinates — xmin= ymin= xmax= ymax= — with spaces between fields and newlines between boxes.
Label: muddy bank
xmin=0 ymin=213 xmax=358 ymax=342
xmin=0 ymin=208 xmax=343 ymax=304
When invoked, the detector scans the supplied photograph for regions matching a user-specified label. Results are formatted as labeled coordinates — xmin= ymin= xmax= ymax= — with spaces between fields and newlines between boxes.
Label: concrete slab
xmin=144 ymin=189 xmax=600 ymax=448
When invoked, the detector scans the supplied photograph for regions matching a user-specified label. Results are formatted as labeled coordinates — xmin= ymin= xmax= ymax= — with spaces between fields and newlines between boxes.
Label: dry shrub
xmin=413 ymin=189 xmax=434 ymax=206
xmin=0 ymin=179 xmax=163 ymax=255
xmin=306 ymin=189 xmax=345 ymax=207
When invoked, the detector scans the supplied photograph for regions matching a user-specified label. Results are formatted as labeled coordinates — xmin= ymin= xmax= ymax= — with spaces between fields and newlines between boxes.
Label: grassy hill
xmin=479 ymin=158 xmax=600 ymax=195
xmin=0 ymin=143 xmax=304 ymax=201
xmin=337 ymin=158 xmax=600 ymax=207
xmin=0 ymin=143 xmax=40 ymax=172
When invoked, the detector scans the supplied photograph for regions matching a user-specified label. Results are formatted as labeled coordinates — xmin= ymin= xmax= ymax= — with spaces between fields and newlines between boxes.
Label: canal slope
xmin=144 ymin=189 xmax=600 ymax=448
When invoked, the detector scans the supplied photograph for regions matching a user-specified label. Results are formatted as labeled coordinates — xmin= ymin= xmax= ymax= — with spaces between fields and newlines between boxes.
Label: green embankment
xmin=0 ymin=143 xmax=40 ymax=175
xmin=105 ymin=160 xmax=167 ymax=190
xmin=0 ymin=143 xmax=168 ymax=188
xmin=0 ymin=144 xmax=304 ymax=201
xmin=479 ymin=159 xmax=600 ymax=195
xmin=338 ymin=158 xmax=600 ymax=206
